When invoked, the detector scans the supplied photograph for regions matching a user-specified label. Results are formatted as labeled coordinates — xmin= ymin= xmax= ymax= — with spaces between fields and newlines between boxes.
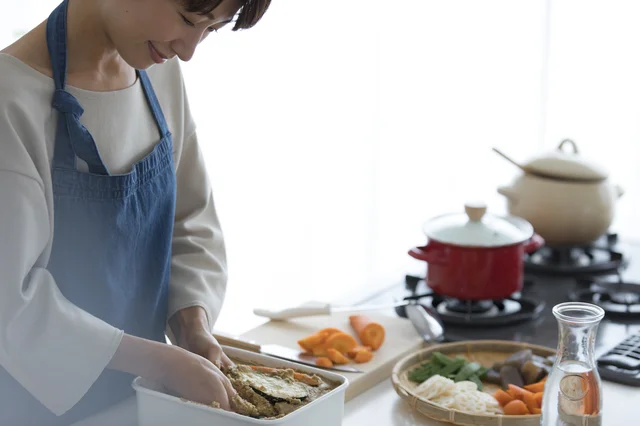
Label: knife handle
xmin=253 ymin=304 xmax=332 ymax=320
xmin=212 ymin=332 xmax=262 ymax=353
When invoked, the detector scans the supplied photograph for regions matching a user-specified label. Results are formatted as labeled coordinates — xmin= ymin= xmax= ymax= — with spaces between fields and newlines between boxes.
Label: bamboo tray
xmin=391 ymin=340 xmax=555 ymax=426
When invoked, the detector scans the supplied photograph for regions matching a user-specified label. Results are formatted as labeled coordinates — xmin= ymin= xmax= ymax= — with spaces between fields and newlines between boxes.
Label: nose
xmin=171 ymin=29 xmax=206 ymax=62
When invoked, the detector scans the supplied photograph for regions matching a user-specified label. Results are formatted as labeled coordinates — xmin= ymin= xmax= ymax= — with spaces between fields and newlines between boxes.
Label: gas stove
xmin=364 ymin=233 xmax=640 ymax=357
xmin=523 ymin=233 xmax=629 ymax=276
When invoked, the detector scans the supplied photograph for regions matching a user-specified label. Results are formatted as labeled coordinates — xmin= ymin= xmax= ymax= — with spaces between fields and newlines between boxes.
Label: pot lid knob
xmin=465 ymin=202 xmax=487 ymax=222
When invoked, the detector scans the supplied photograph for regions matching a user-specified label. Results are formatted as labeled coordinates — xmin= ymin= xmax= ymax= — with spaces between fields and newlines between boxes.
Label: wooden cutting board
xmin=239 ymin=308 xmax=426 ymax=402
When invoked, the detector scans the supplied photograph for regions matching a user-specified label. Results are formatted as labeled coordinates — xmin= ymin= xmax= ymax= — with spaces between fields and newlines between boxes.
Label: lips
xmin=148 ymin=42 xmax=167 ymax=64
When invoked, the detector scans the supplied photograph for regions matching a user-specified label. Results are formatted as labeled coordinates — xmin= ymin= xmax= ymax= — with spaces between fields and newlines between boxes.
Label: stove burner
xmin=570 ymin=280 xmax=640 ymax=316
xmin=395 ymin=289 xmax=545 ymax=327
xmin=524 ymin=244 xmax=627 ymax=276
xmin=445 ymin=299 xmax=495 ymax=314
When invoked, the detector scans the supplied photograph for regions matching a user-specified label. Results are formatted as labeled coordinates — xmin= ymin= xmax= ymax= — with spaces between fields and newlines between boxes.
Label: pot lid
xmin=423 ymin=202 xmax=534 ymax=247
xmin=524 ymin=139 xmax=609 ymax=182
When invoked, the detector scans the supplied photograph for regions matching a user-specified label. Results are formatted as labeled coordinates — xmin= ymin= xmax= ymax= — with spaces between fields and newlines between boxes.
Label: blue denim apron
xmin=0 ymin=0 xmax=176 ymax=424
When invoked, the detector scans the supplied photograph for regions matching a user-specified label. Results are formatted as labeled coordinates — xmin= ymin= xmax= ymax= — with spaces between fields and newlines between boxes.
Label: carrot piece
xmin=297 ymin=331 xmax=329 ymax=351
xmin=524 ymin=379 xmax=547 ymax=393
xmin=353 ymin=348 xmax=373 ymax=363
xmin=249 ymin=366 xmax=321 ymax=386
xmin=325 ymin=332 xmax=358 ymax=354
xmin=315 ymin=357 xmax=333 ymax=368
xmin=311 ymin=344 xmax=329 ymax=357
xmin=507 ymin=384 xmax=534 ymax=401
xmin=530 ymin=407 xmax=541 ymax=415
xmin=349 ymin=315 xmax=385 ymax=350
xmin=523 ymin=391 xmax=538 ymax=413
xmin=326 ymin=348 xmax=350 ymax=364
xmin=503 ymin=399 xmax=530 ymax=415
xmin=493 ymin=389 xmax=515 ymax=407
xmin=318 ymin=327 xmax=343 ymax=336
xmin=347 ymin=345 xmax=372 ymax=359
xmin=533 ymin=392 xmax=543 ymax=408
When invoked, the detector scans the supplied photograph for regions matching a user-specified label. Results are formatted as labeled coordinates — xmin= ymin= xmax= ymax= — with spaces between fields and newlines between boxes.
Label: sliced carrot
xmin=315 ymin=357 xmax=333 ymax=368
xmin=493 ymin=389 xmax=515 ymax=407
xmin=311 ymin=344 xmax=329 ymax=357
xmin=318 ymin=327 xmax=343 ymax=336
xmin=347 ymin=345 xmax=372 ymax=359
xmin=524 ymin=379 xmax=546 ymax=393
xmin=533 ymin=392 xmax=543 ymax=408
xmin=503 ymin=399 xmax=530 ymax=415
xmin=349 ymin=315 xmax=385 ymax=350
xmin=326 ymin=348 xmax=350 ymax=364
xmin=523 ymin=391 xmax=538 ymax=413
xmin=530 ymin=407 xmax=541 ymax=415
xmin=507 ymin=384 xmax=534 ymax=401
xmin=297 ymin=331 xmax=329 ymax=351
xmin=353 ymin=348 xmax=373 ymax=363
xmin=325 ymin=332 xmax=358 ymax=354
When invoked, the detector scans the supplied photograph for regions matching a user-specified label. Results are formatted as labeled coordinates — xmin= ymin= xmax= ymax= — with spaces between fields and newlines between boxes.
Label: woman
xmin=0 ymin=0 xmax=270 ymax=424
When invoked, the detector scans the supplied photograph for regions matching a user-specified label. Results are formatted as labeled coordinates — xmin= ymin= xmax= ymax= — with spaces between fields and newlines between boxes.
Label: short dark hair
xmin=181 ymin=0 xmax=271 ymax=31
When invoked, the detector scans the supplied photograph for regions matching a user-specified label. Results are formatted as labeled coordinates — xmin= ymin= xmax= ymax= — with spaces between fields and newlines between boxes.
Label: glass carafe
xmin=541 ymin=302 xmax=605 ymax=426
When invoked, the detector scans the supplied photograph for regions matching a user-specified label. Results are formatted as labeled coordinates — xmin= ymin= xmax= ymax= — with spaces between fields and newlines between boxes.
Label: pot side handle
xmin=524 ymin=234 xmax=545 ymax=254
xmin=616 ymin=184 xmax=624 ymax=199
xmin=408 ymin=246 xmax=448 ymax=265
xmin=497 ymin=186 xmax=517 ymax=202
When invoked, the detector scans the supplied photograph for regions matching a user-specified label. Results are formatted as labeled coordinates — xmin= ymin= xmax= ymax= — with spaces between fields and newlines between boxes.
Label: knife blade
xmin=212 ymin=332 xmax=364 ymax=373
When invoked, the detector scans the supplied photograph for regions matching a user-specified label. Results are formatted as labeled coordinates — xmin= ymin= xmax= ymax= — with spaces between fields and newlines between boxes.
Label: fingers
xmin=221 ymin=353 xmax=235 ymax=369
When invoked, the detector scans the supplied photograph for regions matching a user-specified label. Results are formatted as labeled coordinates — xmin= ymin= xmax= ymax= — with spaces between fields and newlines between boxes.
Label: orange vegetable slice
xmin=493 ymin=389 xmax=515 ymax=407
xmin=297 ymin=331 xmax=329 ymax=351
xmin=349 ymin=315 xmax=385 ymax=350
xmin=503 ymin=399 xmax=530 ymax=415
xmin=353 ymin=348 xmax=373 ymax=363
xmin=315 ymin=357 xmax=333 ymax=368
xmin=325 ymin=332 xmax=358 ymax=354
xmin=347 ymin=345 xmax=372 ymax=359
xmin=326 ymin=348 xmax=350 ymax=364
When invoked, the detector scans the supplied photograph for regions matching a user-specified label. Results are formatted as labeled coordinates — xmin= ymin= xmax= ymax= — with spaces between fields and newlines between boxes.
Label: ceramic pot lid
xmin=423 ymin=202 xmax=534 ymax=247
xmin=524 ymin=139 xmax=609 ymax=182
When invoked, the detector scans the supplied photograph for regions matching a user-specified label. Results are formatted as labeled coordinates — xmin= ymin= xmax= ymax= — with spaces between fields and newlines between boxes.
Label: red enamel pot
xmin=408 ymin=203 xmax=544 ymax=300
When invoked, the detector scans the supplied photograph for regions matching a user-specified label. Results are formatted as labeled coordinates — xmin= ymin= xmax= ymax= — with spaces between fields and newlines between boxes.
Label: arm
xmin=167 ymin=129 xmax=231 ymax=365
xmin=0 ymin=171 xmax=124 ymax=415
xmin=0 ymin=170 xmax=235 ymax=414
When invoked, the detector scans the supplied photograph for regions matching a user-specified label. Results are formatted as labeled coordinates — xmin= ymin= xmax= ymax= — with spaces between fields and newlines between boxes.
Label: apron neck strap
xmin=46 ymin=0 xmax=70 ymax=91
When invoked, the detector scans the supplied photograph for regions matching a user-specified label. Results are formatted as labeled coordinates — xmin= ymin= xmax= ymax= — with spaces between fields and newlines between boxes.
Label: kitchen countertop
xmin=71 ymin=367 xmax=636 ymax=426
xmin=72 ymin=305 xmax=638 ymax=426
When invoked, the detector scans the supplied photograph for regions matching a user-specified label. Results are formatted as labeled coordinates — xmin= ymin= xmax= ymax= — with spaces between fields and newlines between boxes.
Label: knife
xmin=212 ymin=332 xmax=364 ymax=373
xmin=253 ymin=300 xmax=409 ymax=320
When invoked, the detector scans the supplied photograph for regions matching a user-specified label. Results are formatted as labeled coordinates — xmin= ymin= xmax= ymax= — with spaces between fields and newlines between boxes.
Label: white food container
xmin=132 ymin=346 xmax=349 ymax=426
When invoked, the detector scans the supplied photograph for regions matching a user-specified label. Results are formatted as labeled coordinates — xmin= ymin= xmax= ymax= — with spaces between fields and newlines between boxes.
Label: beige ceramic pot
xmin=496 ymin=139 xmax=624 ymax=247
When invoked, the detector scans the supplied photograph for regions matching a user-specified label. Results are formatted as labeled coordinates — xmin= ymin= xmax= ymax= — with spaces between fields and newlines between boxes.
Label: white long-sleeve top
xmin=0 ymin=53 xmax=227 ymax=416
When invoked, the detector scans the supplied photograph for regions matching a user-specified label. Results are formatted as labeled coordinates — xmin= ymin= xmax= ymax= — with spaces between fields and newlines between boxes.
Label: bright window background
xmin=3 ymin=1 xmax=638 ymax=333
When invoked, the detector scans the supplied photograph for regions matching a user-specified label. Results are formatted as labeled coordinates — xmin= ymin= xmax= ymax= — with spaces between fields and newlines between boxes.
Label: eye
xmin=207 ymin=27 xmax=218 ymax=33
xmin=180 ymin=14 xmax=195 ymax=27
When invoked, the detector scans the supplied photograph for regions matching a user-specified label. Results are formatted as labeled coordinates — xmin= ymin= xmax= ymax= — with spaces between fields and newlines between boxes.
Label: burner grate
xmin=570 ymin=280 xmax=640 ymax=316
xmin=396 ymin=286 xmax=544 ymax=327
xmin=523 ymin=233 xmax=629 ymax=276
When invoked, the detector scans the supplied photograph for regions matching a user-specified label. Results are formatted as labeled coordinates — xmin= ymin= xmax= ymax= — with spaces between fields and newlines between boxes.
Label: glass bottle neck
xmin=556 ymin=320 xmax=599 ymax=368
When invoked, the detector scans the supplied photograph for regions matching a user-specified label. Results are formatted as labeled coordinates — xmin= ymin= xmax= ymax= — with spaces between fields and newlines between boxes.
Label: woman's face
xmin=103 ymin=0 xmax=243 ymax=69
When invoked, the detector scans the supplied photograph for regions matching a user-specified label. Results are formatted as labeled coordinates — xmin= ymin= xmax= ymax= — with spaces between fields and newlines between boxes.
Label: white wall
xmin=3 ymin=1 xmax=638 ymax=332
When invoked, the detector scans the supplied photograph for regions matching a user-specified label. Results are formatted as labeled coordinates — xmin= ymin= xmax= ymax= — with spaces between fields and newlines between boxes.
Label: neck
xmin=65 ymin=0 xmax=136 ymax=90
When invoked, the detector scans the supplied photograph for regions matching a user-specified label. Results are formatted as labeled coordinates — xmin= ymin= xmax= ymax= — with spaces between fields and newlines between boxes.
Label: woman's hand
xmin=160 ymin=345 xmax=237 ymax=410
xmin=179 ymin=327 xmax=234 ymax=369
xmin=108 ymin=334 xmax=237 ymax=410
xmin=169 ymin=306 xmax=234 ymax=369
